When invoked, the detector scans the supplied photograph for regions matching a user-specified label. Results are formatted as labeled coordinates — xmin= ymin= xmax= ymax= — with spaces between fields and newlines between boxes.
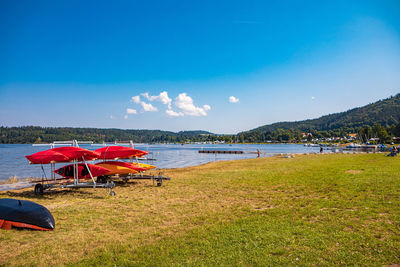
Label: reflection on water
xmin=0 ymin=143 xmax=321 ymax=181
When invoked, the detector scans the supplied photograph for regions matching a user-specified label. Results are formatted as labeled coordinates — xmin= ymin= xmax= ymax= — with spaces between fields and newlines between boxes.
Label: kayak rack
xmin=31 ymin=140 xmax=117 ymax=196
xmin=28 ymin=139 xmax=164 ymax=195
xmin=98 ymin=172 xmax=170 ymax=187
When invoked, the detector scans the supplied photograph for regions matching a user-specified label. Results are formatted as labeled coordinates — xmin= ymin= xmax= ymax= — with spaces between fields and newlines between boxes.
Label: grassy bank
xmin=0 ymin=154 xmax=399 ymax=266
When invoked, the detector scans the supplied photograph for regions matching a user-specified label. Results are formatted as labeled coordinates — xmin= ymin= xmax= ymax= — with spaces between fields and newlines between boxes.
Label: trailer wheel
xmin=156 ymin=181 xmax=162 ymax=187
xmin=110 ymin=191 xmax=116 ymax=196
xmin=34 ymin=184 xmax=44 ymax=195
xmin=97 ymin=176 xmax=105 ymax=183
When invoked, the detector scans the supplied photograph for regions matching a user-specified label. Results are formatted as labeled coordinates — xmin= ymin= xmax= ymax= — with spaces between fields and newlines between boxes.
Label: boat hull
xmin=54 ymin=163 xmax=110 ymax=179
xmin=26 ymin=147 xmax=100 ymax=164
xmin=96 ymin=161 xmax=144 ymax=175
xmin=25 ymin=150 xmax=69 ymax=164
xmin=0 ymin=199 xmax=55 ymax=230
xmin=130 ymin=162 xmax=156 ymax=170
xmin=95 ymin=146 xmax=148 ymax=160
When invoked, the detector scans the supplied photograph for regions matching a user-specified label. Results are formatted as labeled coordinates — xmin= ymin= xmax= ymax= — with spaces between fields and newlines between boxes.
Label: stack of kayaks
xmin=26 ymin=147 xmax=109 ymax=181
xmin=26 ymin=146 xmax=156 ymax=181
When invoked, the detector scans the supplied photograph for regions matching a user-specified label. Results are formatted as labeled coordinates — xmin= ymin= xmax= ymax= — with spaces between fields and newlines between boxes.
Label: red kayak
xmin=54 ymin=163 xmax=110 ymax=179
xmin=26 ymin=147 xmax=100 ymax=164
xmin=51 ymin=147 xmax=99 ymax=161
xmin=25 ymin=150 xmax=70 ymax=164
xmin=95 ymin=146 xmax=148 ymax=160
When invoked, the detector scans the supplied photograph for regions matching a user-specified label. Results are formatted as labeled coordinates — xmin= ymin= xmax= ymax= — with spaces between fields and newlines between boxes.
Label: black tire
xmin=110 ymin=191 xmax=116 ymax=196
xmin=97 ymin=176 xmax=105 ymax=183
xmin=34 ymin=184 xmax=44 ymax=195
xmin=157 ymin=182 xmax=162 ymax=187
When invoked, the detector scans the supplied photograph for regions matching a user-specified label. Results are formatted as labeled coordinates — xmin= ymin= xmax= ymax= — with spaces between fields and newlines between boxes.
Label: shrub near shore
xmin=0 ymin=153 xmax=399 ymax=266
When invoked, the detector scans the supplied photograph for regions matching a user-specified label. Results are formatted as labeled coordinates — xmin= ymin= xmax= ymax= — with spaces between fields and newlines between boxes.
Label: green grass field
xmin=1 ymin=153 xmax=399 ymax=266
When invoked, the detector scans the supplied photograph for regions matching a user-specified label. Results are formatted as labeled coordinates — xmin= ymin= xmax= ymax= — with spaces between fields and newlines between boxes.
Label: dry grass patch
xmin=345 ymin=169 xmax=364 ymax=174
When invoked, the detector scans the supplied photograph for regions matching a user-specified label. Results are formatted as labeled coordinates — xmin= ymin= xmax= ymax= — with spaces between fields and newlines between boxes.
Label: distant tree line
xmin=1 ymin=123 xmax=400 ymax=144
xmin=0 ymin=126 xmax=213 ymax=144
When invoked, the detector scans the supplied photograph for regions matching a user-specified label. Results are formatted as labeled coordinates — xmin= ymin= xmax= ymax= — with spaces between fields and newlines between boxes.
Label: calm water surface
xmin=0 ymin=143 xmax=321 ymax=181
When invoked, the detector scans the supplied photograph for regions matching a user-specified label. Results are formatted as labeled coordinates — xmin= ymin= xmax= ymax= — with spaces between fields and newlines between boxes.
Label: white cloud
xmin=166 ymin=109 xmax=184 ymax=117
xmin=109 ymin=115 xmax=115 ymax=120
xmin=124 ymin=115 xmax=128 ymax=119
xmin=140 ymin=101 xmax=158 ymax=112
xmin=126 ymin=108 xmax=137 ymax=114
xmin=131 ymin=95 xmax=141 ymax=104
xmin=311 ymin=96 xmax=316 ymax=100
xmin=128 ymin=91 xmax=210 ymax=117
xmin=141 ymin=92 xmax=150 ymax=99
xmin=130 ymin=94 xmax=158 ymax=112
xmin=158 ymin=91 xmax=172 ymax=108
xmin=142 ymin=91 xmax=172 ymax=109
xmin=175 ymin=93 xmax=211 ymax=116
xmin=229 ymin=96 xmax=239 ymax=103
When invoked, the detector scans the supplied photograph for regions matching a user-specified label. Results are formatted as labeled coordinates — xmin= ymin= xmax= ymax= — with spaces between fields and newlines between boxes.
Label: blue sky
xmin=0 ymin=0 xmax=399 ymax=133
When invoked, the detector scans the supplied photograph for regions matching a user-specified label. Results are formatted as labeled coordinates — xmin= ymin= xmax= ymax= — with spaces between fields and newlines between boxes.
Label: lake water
xmin=0 ymin=143 xmax=322 ymax=181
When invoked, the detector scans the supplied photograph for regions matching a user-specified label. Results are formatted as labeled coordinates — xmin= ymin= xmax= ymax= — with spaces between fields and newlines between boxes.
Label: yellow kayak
xmin=130 ymin=162 xmax=156 ymax=170
xmin=96 ymin=161 xmax=139 ymax=176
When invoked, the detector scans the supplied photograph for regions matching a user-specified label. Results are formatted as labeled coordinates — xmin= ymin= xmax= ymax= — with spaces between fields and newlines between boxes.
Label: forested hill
xmin=0 ymin=127 xmax=214 ymax=144
xmin=245 ymin=94 xmax=400 ymax=133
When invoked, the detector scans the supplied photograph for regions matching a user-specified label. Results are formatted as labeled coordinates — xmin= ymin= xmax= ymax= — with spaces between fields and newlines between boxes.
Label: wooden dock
xmin=199 ymin=150 xmax=244 ymax=154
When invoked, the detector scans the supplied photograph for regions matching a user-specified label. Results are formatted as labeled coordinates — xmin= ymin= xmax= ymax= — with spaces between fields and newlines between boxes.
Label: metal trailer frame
xmin=34 ymin=179 xmax=115 ymax=196
xmin=98 ymin=172 xmax=170 ymax=187
xmin=33 ymin=140 xmax=116 ymax=196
